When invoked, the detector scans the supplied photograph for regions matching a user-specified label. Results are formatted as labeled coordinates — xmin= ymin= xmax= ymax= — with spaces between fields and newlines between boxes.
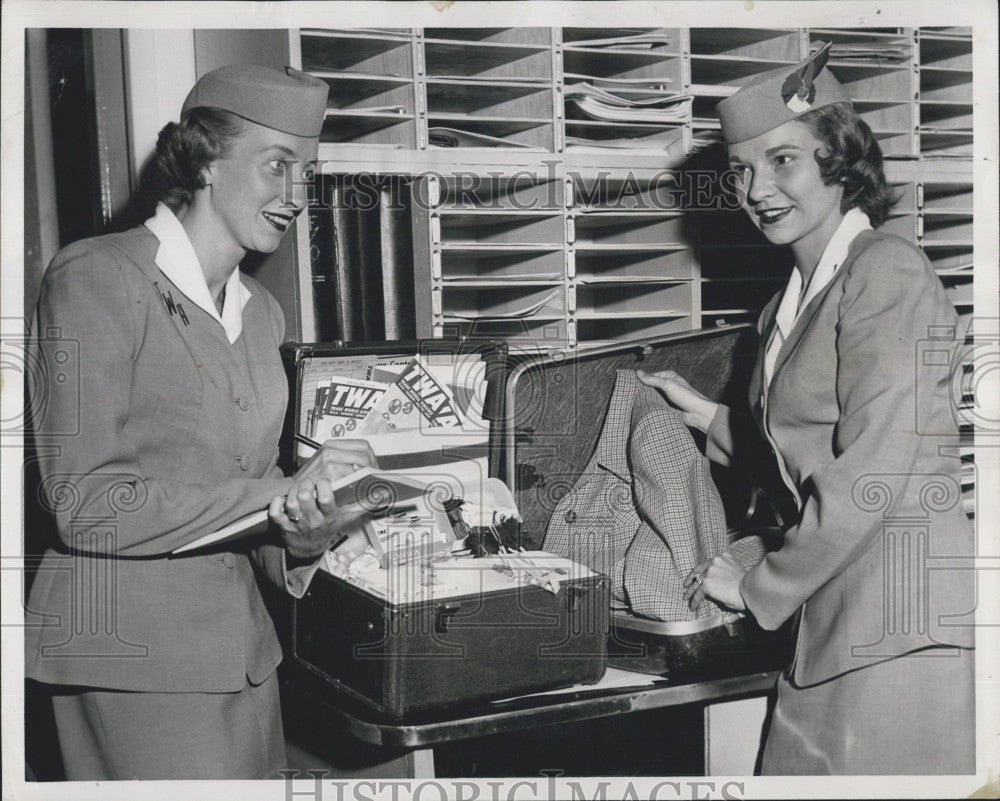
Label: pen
xmin=294 ymin=433 xmax=323 ymax=451
xmin=294 ymin=432 xmax=383 ymax=472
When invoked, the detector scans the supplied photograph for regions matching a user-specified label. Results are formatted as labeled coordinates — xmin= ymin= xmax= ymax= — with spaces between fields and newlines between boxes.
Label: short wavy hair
xmin=142 ymin=107 xmax=248 ymax=212
xmin=796 ymin=102 xmax=896 ymax=228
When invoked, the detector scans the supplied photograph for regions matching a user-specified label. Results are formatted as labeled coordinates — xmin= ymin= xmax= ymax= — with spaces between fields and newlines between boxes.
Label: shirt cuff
xmin=282 ymin=550 xmax=324 ymax=598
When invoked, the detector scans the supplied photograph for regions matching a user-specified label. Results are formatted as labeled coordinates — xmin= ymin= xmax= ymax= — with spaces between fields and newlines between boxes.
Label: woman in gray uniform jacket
xmin=26 ymin=64 xmax=376 ymax=780
xmin=639 ymin=44 xmax=975 ymax=774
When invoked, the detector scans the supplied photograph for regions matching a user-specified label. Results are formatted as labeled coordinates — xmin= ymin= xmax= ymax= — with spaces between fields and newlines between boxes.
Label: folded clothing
xmin=544 ymin=370 xmax=768 ymax=621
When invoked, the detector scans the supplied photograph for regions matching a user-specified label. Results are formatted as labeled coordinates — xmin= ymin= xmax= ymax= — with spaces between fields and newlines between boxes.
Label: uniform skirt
xmin=50 ymin=671 xmax=286 ymax=780
xmin=760 ymin=645 xmax=975 ymax=775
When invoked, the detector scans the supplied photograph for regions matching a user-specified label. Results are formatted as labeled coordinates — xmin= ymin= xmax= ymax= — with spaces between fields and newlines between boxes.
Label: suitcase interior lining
xmin=505 ymin=326 xmax=759 ymax=544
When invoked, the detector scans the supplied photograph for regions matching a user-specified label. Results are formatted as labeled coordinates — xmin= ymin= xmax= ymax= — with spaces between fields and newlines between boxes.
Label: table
xmin=282 ymin=669 xmax=779 ymax=778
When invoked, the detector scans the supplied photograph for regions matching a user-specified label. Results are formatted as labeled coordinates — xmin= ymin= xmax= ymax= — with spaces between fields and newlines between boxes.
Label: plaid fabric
xmin=544 ymin=370 xmax=766 ymax=621
xmin=541 ymin=370 xmax=641 ymax=611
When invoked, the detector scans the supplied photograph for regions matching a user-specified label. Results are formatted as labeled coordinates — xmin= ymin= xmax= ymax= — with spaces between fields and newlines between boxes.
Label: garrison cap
xmin=181 ymin=64 xmax=329 ymax=138
xmin=717 ymin=43 xmax=851 ymax=144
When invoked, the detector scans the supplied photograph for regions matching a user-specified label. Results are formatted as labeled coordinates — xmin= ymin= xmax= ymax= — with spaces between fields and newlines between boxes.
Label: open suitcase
xmin=280 ymin=338 xmax=608 ymax=719
xmin=279 ymin=327 xmax=792 ymax=718
xmin=500 ymin=326 xmax=793 ymax=679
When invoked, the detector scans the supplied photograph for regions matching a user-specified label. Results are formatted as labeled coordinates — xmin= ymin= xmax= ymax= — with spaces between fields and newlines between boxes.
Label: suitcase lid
xmin=279 ymin=338 xmax=509 ymax=478
xmin=502 ymin=325 xmax=760 ymax=546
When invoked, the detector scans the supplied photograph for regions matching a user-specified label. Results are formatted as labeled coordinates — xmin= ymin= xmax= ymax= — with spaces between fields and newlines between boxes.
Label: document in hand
xmin=172 ymin=432 xmax=489 ymax=554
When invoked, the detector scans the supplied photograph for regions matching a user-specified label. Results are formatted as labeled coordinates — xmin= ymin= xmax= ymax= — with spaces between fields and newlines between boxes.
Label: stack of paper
xmin=691 ymin=131 xmax=725 ymax=152
xmin=818 ymin=43 xmax=912 ymax=63
xmin=428 ymin=126 xmax=534 ymax=149
xmin=959 ymin=455 xmax=976 ymax=517
xmin=566 ymin=83 xmax=692 ymax=124
xmin=564 ymin=72 xmax=674 ymax=91
xmin=566 ymin=128 xmax=684 ymax=151
xmin=566 ymin=30 xmax=673 ymax=50
xmin=341 ymin=547 xmax=594 ymax=605
xmin=447 ymin=287 xmax=562 ymax=321
xmin=931 ymin=253 xmax=973 ymax=274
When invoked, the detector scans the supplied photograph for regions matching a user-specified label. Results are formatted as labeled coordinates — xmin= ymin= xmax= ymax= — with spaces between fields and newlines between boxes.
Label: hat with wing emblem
xmin=717 ymin=43 xmax=851 ymax=144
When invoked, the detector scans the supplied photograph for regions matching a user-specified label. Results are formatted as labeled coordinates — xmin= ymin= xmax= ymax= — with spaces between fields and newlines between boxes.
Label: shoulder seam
xmin=242 ymin=275 xmax=285 ymax=345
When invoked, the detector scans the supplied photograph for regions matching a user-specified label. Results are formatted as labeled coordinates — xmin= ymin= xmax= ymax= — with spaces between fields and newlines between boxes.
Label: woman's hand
xmin=269 ymin=477 xmax=369 ymax=561
xmin=683 ymin=552 xmax=748 ymax=613
xmin=269 ymin=440 xmax=378 ymax=561
xmin=292 ymin=438 xmax=377 ymax=484
xmin=635 ymin=369 xmax=719 ymax=433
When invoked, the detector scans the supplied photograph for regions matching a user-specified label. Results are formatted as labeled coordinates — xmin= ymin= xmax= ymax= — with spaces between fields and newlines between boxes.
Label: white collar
xmin=773 ymin=207 xmax=873 ymax=341
xmin=144 ymin=202 xmax=251 ymax=344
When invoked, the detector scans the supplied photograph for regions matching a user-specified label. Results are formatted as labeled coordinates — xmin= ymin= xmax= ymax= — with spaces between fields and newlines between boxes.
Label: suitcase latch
xmin=723 ymin=614 xmax=744 ymax=638
xmin=565 ymin=585 xmax=587 ymax=613
xmin=435 ymin=603 xmax=462 ymax=634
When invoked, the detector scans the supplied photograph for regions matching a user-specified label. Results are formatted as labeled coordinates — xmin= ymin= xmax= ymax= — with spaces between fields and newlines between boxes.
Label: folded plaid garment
xmin=543 ymin=370 xmax=765 ymax=621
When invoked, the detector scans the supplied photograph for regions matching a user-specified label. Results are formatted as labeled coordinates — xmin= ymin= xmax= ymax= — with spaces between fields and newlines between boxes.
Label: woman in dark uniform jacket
xmin=639 ymin=44 xmax=975 ymax=774
xmin=26 ymin=64 xmax=376 ymax=780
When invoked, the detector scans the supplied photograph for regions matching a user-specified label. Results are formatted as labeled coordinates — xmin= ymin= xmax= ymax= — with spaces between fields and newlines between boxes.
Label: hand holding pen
xmin=270 ymin=435 xmax=377 ymax=560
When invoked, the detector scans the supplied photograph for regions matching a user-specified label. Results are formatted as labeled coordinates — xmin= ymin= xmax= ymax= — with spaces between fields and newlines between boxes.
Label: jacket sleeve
xmin=32 ymin=241 xmax=294 ymax=557
xmin=706 ymin=294 xmax=775 ymax=468
xmin=739 ymin=238 xmax=959 ymax=629
xmin=706 ymin=404 xmax=758 ymax=468
xmin=247 ymin=289 xmax=325 ymax=597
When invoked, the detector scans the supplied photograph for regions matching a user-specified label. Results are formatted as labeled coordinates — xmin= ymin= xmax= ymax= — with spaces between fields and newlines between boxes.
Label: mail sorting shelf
xmin=568 ymin=176 xmax=695 ymax=347
xmin=300 ymin=29 xmax=418 ymax=148
xmin=917 ymin=28 xmax=973 ymax=159
xmin=570 ymin=220 xmax=693 ymax=345
xmin=423 ymin=28 xmax=555 ymax=151
xmin=918 ymin=178 xmax=973 ymax=335
xmin=561 ymin=28 xmax=686 ymax=153
xmin=809 ymin=30 xmax=917 ymax=158
xmin=294 ymin=27 xmax=973 ymax=352
xmin=882 ymin=181 xmax=919 ymax=241
xmin=413 ymin=174 xmax=569 ymax=342
xmin=432 ymin=208 xmax=566 ymax=338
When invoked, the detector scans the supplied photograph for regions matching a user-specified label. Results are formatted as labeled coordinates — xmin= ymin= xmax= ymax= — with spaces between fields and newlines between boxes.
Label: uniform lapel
xmin=768 ymin=230 xmax=878 ymax=386
xmin=752 ymin=294 xmax=781 ymax=416
xmin=128 ymin=229 xmax=211 ymax=356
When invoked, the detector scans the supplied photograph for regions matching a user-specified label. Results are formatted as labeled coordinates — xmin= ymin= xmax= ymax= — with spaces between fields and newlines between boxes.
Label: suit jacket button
xmin=222 ymin=553 xmax=236 ymax=569
xmin=564 ymin=510 xmax=577 ymax=524
xmin=237 ymin=395 xmax=250 ymax=411
xmin=239 ymin=455 xmax=252 ymax=471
